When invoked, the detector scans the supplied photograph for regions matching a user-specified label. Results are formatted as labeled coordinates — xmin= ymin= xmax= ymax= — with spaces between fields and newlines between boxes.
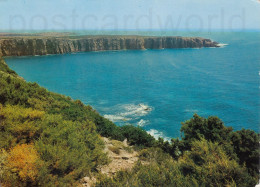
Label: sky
xmin=0 ymin=0 xmax=259 ymax=31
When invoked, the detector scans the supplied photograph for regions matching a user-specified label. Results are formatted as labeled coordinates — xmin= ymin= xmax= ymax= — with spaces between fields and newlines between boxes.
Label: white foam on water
xmin=104 ymin=114 xmax=131 ymax=122
xmin=147 ymin=129 xmax=171 ymax=142
xmin=137 ymin=119 xmax=149 ymax=127
xmin=185 ymin=109 xmax=199 ymax=113
xmin=104 ymin=103 xmax=152 ymax=123
xmin=121 ymin=103 xmax=152 ymax=117
xmin=216 ymin=43 xmax=228 ymax=48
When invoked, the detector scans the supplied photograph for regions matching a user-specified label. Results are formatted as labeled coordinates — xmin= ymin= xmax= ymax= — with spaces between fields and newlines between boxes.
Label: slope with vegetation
xmin=0 ymin=57 xmax=259 ymax=187
xmin=97 ymin=115 xmax=259 ymax=187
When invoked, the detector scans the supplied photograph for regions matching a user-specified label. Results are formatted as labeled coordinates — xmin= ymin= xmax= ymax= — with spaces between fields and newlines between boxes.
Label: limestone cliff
xmin=0 ymin=35 xmax=219 ymax=57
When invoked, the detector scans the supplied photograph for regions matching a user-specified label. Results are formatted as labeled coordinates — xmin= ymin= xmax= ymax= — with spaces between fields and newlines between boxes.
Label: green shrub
xmin=120 ymin=125 xmax=156 ymax=147
xmin=230 ymin=129 xmax=259 ymax=177
xmin=97 ymin=148 xmax=198 ymax=187
xmin=179 ymin=139 xmax=256 ymax=187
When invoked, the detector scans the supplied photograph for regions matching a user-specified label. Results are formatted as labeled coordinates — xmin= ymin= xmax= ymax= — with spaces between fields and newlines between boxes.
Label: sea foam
xmin=217 ymin=43 xmax=228 ymax=48
xmin=147 ymin=129 xmax=171 ymax=142
xmin=104 ymin=103 xmax=152 ymax=123
xmin=137 ymin=119 xmax=149 ymax=127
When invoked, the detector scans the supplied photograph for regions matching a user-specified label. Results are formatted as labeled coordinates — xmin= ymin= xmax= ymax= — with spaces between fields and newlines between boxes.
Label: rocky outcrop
xmin=0 ymin=35 xmax=219 ymax=57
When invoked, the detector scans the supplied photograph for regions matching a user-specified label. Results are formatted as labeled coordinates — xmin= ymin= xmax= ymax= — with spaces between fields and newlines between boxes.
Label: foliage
xmin=0 ymin=57 xmax=156 ymax=185
xmin=180 ymin=114 xmax=233 ymax=146
xmin=0 ymin=144 xmax=41 ymax=186
xmin=98 ymin=140 xmax=257 ymax=187
xmin=179 ymin=114 xmax=259 ymax=180
xmin=230 ymin=129 xmax=259 ymax=177
xmin=96 ymin=148 xmax=198 ymax=187
xmin=179 ymin=139 xmax=255 ymax=187
xmin=0 ymin=104 xmax=44 ymax=149
xmin=120 ymin=125 xmax=156 ymax=147
xmin=0 ymin=58 xmax=17 ymax=76
xmin=0 ymin=58 xmax=112 ymax=185
xmin=0 ymin=104 xmax=108 ymax=186
xmin=36 ymin=115 xmax=108 ymax=186
xmin=0 ymin=62 xmax=124 ymax=141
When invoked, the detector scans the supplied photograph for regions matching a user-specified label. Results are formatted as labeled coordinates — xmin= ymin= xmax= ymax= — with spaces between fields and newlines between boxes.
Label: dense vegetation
xmin=0 ymin=57 xmax=259 ymax=186
xmin=97 ymin=115 xmax=259 ymax=187
xmin=0 ymin=58 xmax=110 ymax=186
xmin=0 ymin=57 xmax=156 ymax=186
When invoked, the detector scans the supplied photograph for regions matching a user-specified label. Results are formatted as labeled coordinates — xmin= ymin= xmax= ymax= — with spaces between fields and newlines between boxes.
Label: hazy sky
xmin=0 ymin=0 xmax=259 ymax=31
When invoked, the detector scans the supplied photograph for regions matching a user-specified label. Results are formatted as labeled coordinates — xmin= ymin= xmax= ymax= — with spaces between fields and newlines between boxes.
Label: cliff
xmin=0 ymin=35 xmax=219 ymax=57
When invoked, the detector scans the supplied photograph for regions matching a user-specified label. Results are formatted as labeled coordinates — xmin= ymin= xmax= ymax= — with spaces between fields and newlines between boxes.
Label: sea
xmin=5 ymin=31 xmax=260 ymax=140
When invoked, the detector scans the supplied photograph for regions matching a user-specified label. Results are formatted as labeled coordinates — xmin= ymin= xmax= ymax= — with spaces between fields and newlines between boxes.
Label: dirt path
xmin=82 ymin=137 xmax=139 ymax=186
xmin=99 ymin=137 xmax=139 ymax=176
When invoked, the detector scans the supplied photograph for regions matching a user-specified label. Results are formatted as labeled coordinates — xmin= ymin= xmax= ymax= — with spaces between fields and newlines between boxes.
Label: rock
xmin=0 ymin=35 xmax=219 ymax=57
xmin=123 ymin=139 xmax=128 ymax=147
xmin=82 ymin=176 xmax=96 ymax=187
xmin=83 ymin=176 xmax=91 ymax=183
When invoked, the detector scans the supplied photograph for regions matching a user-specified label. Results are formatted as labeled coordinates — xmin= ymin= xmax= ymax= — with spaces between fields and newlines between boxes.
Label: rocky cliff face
xmin=0 ymin=36 xmax=219 ymax=57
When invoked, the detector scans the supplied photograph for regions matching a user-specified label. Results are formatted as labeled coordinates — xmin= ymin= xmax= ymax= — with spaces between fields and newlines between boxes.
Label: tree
xmin=230 ymin=129 xmax=259 ymax=177
xmin=178 ymin=139 xmax=255 ymax=187
xmin=121 ymin=125 xmax=156 ymax=147
xmin=181 ymin=114 xmax=233 ymax=146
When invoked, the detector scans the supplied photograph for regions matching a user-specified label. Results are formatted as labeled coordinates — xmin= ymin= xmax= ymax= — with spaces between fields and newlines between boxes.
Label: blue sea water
xmin=5 ymin=31 xmax=260 ymax=139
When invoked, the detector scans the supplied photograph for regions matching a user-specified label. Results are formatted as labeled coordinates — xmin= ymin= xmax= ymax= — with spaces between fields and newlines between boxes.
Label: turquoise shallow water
xmin=5 ymin=31 xmax=260 ymax=139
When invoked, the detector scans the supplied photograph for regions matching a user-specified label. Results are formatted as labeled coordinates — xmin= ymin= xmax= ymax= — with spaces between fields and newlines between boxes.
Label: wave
xmin=147 ymin=129 xmax=171 ymax=142
xmin=103 ymin=103 xmax=152 ymax=123
xmin=122 ymin=103 xmax=152 ymax=117
xmin=137 ymin=119 xmax=149 ymax=127
xmin=185 ymin=109 xmax=199 ymax=113
xmin=216 ymin=43 xmax=228 ymax=48
xmin=103 ymin=114 xmax=131 ymax=122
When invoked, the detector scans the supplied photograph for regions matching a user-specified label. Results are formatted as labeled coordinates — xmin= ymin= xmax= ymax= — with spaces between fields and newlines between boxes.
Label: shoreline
xmin=2 ymin=46 xmax=219 ymax=59
xmin=0 ymin=34 xmax=219 ymax=57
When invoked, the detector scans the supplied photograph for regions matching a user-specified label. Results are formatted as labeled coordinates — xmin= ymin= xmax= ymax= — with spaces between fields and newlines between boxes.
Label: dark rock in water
xmin=0 ymin=35 xmax=219 ymax=57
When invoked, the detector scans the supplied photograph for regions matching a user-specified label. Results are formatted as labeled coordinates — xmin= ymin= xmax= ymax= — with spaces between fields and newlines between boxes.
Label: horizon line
xmin=0 ymin=28 xmax=260 ymax=33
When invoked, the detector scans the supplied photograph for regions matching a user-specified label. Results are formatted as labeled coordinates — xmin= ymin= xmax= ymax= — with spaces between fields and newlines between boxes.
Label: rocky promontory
xmin=0 ymin=34 xmax=219 ymax=56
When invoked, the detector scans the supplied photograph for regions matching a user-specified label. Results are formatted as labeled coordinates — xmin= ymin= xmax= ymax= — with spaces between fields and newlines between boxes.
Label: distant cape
xmin=0 ymin=34 xmax=219 ymax=57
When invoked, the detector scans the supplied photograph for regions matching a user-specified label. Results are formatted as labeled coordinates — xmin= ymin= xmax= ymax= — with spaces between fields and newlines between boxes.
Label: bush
xmin=120 ymin=125 xmax=156 ymax=147
xmin=179 ymin=139 xmax=256 ymax=187
xmin=230 ymin=129 xmax=259 ymax=177
xmin=0 ymin=103 xmax=109 ymax=186
xmin=97 ymin=148 xmax=198 ymax=187
xmin=1 ymin=144 xmax=41 ymax=186
xmin=181 ymin=114 xmax=233 ymax=146
xmin=0 ymin=104 xmax=44 ymax=149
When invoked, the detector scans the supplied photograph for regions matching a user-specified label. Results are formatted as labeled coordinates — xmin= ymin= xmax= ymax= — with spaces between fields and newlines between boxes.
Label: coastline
xmin=0 ymin=34 xmax=259 ymax=186
xmin=0 ymin=34 xmax=219 ymax=57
